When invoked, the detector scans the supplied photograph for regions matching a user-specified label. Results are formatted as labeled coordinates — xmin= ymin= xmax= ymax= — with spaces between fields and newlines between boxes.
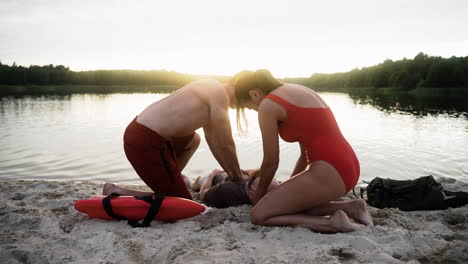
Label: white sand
xmin=0 ymin=178 xmax=467 ymax=264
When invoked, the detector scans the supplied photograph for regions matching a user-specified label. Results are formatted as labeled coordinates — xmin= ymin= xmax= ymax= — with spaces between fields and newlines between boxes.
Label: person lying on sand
xmin=198 ymin=169 xmax=276 ymax=208
xmin=102 ymin=169 xmax=263 ymax=208
xmin=102 ymin=169 xmax=247 ymax=198
xmin=187 ymin=171 xmax=229 ymax=192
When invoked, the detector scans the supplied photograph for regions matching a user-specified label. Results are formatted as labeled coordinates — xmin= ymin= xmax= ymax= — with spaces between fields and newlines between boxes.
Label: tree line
xmin=283 ymin=53 xmax=468 ymax=91
xmin=1 ymin=52 xmax=467 ymax=92
xmin=0 ymin=63 xmax=228 ymax=86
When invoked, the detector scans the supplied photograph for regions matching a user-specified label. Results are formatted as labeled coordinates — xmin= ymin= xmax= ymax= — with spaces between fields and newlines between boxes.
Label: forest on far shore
xmin=284 ymin=52 xmax=468 ymax=92
xmin=1 ymin=52 xmax=467 ymax=93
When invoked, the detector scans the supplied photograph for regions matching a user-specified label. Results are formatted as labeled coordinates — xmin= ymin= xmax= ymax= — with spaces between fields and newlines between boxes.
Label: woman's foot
xmin=330 ymin=210 xmax=364 ymax=232
xmin=345 ymin=199 xmax=373 ymax=226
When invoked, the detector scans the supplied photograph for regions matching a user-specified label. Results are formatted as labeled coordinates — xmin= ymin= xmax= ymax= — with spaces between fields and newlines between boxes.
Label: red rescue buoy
xmin=74 ymin=195 xmax=206 ymax=222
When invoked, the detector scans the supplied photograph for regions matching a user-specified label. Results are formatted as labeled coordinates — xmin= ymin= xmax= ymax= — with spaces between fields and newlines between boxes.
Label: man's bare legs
xmin=103 ymin=133 xmax=200 ymax=196
xmin=102 ymin=183 xmax=154 ymax=196
xmin=103 ymin=174 xmax=194 ymax=196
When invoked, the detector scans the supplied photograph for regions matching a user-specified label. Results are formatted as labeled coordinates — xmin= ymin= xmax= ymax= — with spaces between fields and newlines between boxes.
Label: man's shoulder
xmin=190 ymin=78 xmax=222 ymax=88
xmin=191 ymin=79 xmax=228 ymax=105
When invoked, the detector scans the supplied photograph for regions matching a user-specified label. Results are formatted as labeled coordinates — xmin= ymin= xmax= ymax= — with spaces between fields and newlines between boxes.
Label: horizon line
xmin=2 ymin=51 xmax=467 ymax=79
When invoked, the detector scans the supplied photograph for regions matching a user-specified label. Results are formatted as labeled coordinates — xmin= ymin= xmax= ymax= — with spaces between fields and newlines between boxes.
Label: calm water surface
xmin=1 ymin=93 xmax=467 ymax=185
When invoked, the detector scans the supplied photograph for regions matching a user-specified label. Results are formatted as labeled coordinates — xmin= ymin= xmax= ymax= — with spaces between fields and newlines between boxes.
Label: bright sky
xmin=1 ymin=0 xmax=467 ymax=77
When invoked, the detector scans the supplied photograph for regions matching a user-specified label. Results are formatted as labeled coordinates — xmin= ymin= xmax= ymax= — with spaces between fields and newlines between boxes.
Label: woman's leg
xmin=250 ymin=161 xmax=363 ymax=233
xmin=102 ymin=182 xmax=154 ymax=196
xmin=257 ymin=210 xmax=363 ymax=233
xmin=303 ymin=199 xmax=373 ymax=226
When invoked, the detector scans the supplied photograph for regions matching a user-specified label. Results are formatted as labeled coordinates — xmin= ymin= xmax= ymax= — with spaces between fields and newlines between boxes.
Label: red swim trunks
xmin=123 ymin=117 xmax=193 ymax=199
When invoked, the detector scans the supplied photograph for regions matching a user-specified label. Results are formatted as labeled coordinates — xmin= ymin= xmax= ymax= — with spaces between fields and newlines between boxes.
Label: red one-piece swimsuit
xmin=265 ymin=93 xmax=360 ymax=192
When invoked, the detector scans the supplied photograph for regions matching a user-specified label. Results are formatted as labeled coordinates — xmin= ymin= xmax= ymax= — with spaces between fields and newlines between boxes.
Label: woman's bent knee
xmin=250 ymin=209 xmax=267 ymax=225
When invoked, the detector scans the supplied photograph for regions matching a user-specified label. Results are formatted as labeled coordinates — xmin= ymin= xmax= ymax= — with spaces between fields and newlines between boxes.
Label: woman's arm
xmin=200 ymin=169 xmax=223 ymax=201
xmin=253 ymin=102 xmax=281 ymax=204
xmin=290 ymin=142 xmax=307 ymax=177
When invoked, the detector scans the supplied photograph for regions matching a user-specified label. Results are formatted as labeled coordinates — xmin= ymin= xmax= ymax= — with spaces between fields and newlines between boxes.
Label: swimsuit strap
xmin=264 ymin=93 xmax=296 ymax=111
xmin=265 ymin=93 xmax=330 ymax=111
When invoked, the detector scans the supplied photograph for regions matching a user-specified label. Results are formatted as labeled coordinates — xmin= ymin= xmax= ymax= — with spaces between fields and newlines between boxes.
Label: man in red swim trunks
xmin=104 ymin=79 xmax=246 ymax=200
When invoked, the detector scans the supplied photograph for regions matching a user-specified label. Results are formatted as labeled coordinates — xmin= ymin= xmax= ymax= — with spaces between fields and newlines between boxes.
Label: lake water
xmin=1 ymin=92 xmax=467 ymax=186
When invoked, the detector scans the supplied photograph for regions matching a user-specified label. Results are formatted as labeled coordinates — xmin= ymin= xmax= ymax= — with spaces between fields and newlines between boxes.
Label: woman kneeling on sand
xmin=197 ymin=169 xmax=371 ymax=230
xmin=230 ymin=69 xmax=372 ymax=233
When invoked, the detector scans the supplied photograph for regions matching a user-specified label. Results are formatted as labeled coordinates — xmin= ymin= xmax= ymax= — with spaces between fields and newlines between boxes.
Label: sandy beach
xmin=0 ymin=177 xmax=467 ymax=264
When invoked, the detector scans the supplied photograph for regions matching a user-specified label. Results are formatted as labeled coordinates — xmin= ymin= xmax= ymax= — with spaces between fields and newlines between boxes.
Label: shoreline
xmin=1 ymin=178 xmax=467 ymax=263
xmin=1 ymin=84 xmax=467 ymax=96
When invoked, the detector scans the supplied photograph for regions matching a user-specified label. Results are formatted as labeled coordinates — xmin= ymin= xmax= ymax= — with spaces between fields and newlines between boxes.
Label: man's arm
xmin=202 ymin=87 xmax=243 ymax=182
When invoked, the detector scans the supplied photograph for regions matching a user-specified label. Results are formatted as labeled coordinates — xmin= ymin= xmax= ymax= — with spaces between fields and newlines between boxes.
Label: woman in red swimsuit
xmin=231 ymin=70 xmax=372 ymax=232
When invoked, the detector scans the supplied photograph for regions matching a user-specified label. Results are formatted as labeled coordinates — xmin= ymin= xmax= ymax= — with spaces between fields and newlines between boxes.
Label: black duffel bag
xmin=356 ymin=175 xmax=468 ymax=211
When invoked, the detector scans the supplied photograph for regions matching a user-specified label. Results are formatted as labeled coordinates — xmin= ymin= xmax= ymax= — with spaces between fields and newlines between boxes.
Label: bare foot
xmin=345 ymin=199 xmax=373 ymax=226
xmin=330 ymin=210 xmax=364 ymax=233
xmin=102 ymin=182 xmax=119 ymax=195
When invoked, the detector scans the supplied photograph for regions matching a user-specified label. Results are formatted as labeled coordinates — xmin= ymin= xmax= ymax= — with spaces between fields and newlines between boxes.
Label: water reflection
xmin=0 ymin=92 xmax=467 ymax=185
xmin=349 ymin=90 xmax=468 ymax=118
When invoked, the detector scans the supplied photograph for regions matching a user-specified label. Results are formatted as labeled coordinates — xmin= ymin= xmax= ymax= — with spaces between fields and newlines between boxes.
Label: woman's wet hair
xmin=229 ymin=69 xmax=283 ymax=132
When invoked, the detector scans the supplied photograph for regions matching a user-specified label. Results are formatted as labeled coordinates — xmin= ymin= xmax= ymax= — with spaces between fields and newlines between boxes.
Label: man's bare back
xmin=137 ymin=79 xmax=228 ymax=140
xmin=135 ymin=78 xmax=243 ymax=181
